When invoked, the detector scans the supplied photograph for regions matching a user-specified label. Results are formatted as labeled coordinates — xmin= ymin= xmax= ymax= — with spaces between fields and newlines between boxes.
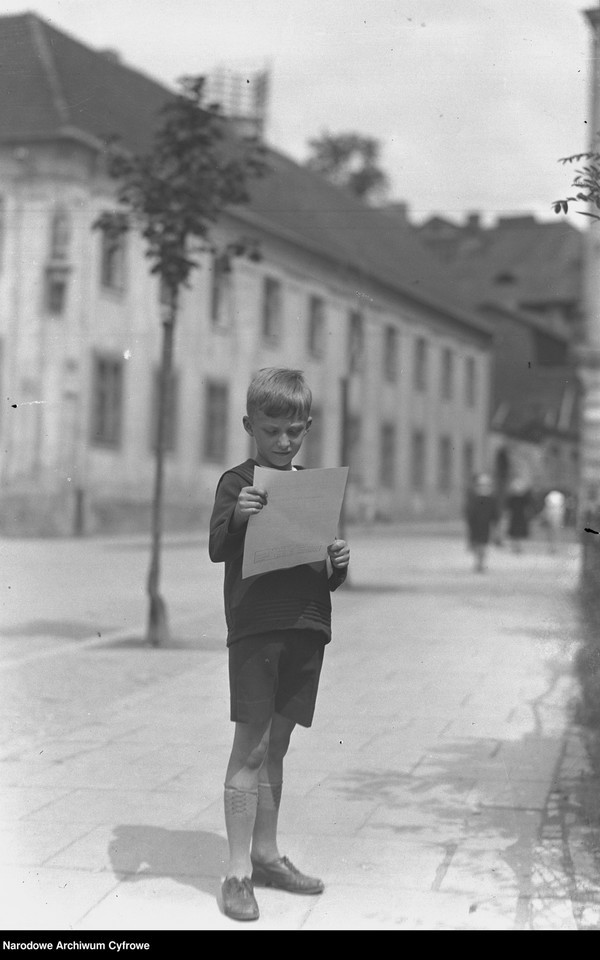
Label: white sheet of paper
xmin=242 ymin=465 xmax=349 ymax=579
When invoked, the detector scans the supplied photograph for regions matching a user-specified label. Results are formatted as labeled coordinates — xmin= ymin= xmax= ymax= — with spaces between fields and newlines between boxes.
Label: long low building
xmin=0 ymin=13 xmax=493 ymax=535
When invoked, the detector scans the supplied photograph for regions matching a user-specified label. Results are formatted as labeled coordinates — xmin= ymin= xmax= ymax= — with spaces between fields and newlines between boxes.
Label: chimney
xmin=382 ymin=201 xmax=410 ymax=223
xmin=100 ymin=48 xmax=122 ymax=63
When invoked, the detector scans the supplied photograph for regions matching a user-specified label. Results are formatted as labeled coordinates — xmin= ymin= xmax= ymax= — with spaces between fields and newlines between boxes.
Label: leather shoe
xmin=251 ymin=855 xmax=324 ymax=894
xmin=221 ymin=876 xmax=259 ymax=921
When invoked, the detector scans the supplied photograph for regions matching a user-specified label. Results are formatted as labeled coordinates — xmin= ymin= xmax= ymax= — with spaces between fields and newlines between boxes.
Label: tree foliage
xmin=553 ymin=151 xmax=600 ymax=221
xmin=94 ymin=75 xmax=267 ymax=646
xmin=95 ymin=75 xmax=267 ymax=295
xmin=305 ymin=131 xmax=389 ymax=203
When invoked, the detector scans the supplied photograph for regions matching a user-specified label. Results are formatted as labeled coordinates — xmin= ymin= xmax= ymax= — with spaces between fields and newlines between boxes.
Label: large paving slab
xmin=1 ymin=527 xmax=600 ymax=931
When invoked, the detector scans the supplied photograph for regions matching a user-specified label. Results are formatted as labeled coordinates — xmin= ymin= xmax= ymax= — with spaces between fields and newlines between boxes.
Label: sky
xmin=1 ymin=0 xmax=596 ymax=227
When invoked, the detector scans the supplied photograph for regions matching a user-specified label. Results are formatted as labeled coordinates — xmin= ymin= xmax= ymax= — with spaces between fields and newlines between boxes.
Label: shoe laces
xmin=228 ymin=876 xmax=254 ymax=898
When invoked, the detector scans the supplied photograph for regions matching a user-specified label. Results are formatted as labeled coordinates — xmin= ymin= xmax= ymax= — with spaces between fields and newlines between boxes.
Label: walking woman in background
xmin=464 ymin=473 xmax=499 ymax=573
xmin=504 ymin=477 xmax=534 ymax=554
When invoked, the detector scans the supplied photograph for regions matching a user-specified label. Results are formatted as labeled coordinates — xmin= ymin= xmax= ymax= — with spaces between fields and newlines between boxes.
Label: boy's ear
xmin=305 ymin=416 xmax=312 ymax=433
xmin=243 ymin=415 xmax=254 ymax=437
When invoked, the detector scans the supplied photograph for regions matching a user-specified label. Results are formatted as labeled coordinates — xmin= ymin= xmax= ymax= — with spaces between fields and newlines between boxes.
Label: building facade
xmin=0 ymin=13 xmax=493 ymax=535
xmin=414 ymin=209 xmax=583 ymax=508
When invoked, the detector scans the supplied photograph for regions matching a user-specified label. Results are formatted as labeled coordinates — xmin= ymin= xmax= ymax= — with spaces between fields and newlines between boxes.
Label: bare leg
xmin=251 ymin=713 xmax=295 ymax=864
xmin=224 ymin=718 xmax=271 ymax=880
xmin=474 ymin=544 xmax=486 ymax=572
xmin=247 ymin=712 xmax=324 ymax=894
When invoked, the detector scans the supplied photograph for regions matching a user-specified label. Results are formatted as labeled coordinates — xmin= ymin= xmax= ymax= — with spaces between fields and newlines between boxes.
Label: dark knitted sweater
xmin=208 ymin=459 xmax=347 ymax=645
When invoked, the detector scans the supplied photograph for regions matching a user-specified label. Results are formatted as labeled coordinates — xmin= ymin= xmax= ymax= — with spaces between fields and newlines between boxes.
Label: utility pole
xmin=338 ymin=375 xmax=349 ymax=543
xmin=338 ymin=374 xmax=352 ymax=588
xmin=579 ymin=3 xmax=600 ymax=576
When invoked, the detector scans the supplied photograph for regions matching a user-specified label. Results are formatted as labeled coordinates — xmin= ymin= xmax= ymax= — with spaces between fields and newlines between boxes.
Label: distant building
xmin=0 ymin=13 xmax=492 ymax=535
xmin=414 ymin=210 xmax=582 ymax=505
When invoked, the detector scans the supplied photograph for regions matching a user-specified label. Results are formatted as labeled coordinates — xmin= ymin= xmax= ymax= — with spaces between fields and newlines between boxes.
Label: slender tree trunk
xmin=339 ymin=375 xmax=351 ymax=587
xmin=146 ymin=290 xmax=177 ymax=646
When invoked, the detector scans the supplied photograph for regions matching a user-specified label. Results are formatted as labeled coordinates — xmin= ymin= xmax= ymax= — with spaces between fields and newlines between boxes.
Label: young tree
xmin=553 ymin=150 xmax=600 ymax=220
xmin=95 ymin=75 xmax=267 ymax=646
xmin=305 ymin=131 xmax=389 ymax=203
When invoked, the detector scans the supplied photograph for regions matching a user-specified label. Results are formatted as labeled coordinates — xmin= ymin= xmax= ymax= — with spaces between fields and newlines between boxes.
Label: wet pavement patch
xmin=0 ymin=619 xmax=118 ymax=640
xmin=95 ymin=633 xmax=223 ymax=652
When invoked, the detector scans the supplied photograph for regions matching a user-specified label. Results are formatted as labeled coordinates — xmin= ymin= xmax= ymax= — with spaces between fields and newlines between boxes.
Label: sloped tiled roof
xmin=478 ymin=299 xmax=570 ymax=341
xmin=0 ymin=12 xmax=491 ymax=339
xmin=236 ymin=149 xmax=491 ymax=332
xmin=0 ymin=12 xmax=173 ymax=152
xmin=419 ymin=214 xmax=583 ymax=310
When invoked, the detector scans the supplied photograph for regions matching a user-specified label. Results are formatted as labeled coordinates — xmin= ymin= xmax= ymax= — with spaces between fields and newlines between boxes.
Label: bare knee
xmin=226 ymin=720 xmax=271 ymax=784
xmin=266 ymin=715 xmax=295 ymax=763
xmin=245 ymin=740 xmax=269 ymax=771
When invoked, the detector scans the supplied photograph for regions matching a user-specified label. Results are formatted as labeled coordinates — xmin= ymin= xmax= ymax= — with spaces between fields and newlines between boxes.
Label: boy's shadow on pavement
xmin=108 ymin=825 xmax=228 ymax=899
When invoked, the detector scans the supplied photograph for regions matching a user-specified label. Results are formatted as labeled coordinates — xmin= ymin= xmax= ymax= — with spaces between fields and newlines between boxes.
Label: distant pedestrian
xmin=504 ymin=477 xmax=533 ymax=554
xmin=464 ymin=473 xmax=499 ymax=572
xmin=542 ymin=489 xmax=566 ymax=554
xmin=208 ymin=367 xmax=350 ymax=922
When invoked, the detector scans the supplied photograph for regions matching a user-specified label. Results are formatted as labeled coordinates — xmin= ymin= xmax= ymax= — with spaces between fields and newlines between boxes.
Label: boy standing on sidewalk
xmin=209 ymin=367 xmax=350 ymax=922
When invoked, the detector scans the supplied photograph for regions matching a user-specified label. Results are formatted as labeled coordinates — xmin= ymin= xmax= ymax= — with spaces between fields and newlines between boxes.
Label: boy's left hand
xmin=327 ymin=539 xmax=350 ymax=569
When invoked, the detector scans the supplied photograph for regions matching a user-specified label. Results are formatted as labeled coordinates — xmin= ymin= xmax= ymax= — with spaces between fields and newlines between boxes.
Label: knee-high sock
xmin=251 ymin=781 xmax=283 ymax=861
xmin=224 ymin=785 xmax=258 ymax=878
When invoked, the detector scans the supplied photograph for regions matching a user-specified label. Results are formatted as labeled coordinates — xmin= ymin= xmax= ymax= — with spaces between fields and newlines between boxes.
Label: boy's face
xmin=243 ymin=410 xmax=311 ymax=470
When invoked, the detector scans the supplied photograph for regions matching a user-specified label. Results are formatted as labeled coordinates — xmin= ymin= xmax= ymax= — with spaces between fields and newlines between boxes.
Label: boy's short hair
xmin=246 ymin=368 xmax=312 ymax=421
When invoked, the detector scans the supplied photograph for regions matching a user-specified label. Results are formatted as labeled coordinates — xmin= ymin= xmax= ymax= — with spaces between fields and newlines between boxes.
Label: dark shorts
xmin=228 ymin=629 xmax=326 ymax=728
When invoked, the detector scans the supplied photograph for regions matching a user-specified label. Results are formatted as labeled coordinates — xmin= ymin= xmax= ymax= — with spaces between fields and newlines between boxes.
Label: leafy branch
xmin=553 ymin=150 xmax=600 ymax=220
xmin=95 ymin=75 xmax=267 ymax=295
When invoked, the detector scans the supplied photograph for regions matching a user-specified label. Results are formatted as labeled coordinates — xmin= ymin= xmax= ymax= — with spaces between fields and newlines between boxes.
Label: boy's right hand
xmin=232 ymin=485 xmax=268 ymax=528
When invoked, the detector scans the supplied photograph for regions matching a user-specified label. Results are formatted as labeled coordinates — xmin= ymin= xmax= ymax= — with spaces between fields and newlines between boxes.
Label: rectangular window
xmin=90 ymin=354 xmax=123 ymax=448
xmin=438 ymin=435 xmax=453 ymax=492
xmin=380 ymin=422 xmax=396 ymax=488
xmin=262 ymin=276 xmax=282 ymax=341
xmin=0 ymin=196 xmax=4 ymax=272
xmin=441 ymin=347 xmax=453 ymax=400
xmin=348 ymin=311 xmax=364 ymax=373
xmin=210 ymin=253 xmax=232 ymax=329
xmin=203 ymin=381 xmax=229 ymax=463
xmin=149 ymin=368 xmax=178 ymax=454
xmin=411 ymin=429 xmax=426 ymax=491
xmin=463 ymin=440 xmax=474 ymax=488
xmin=308 ymin=295 xmax=325 ymax=359
xmin=466 ymin=356 xmax=476 ymax=407
xmin=100 ymin=224 xmax=126 ymax=292
xmin=303 ymin=403 xmax=323 ymax=467
xmin=347 ymin=414 xmax=362 ymax=482
xmin=50 ymin=207 xmax=70 ymax=261
xmin=46 ymin=206 xmax=71 ymax=315
xmin=383 ymin=326 xmax=398 ymax=383
xmin=414 ymin=337 xmax=427 ymax=391
xmin=45 ymin=267 xmax=69 ymax=315
xmin=0 ymin=337 xmax=3 ymax=440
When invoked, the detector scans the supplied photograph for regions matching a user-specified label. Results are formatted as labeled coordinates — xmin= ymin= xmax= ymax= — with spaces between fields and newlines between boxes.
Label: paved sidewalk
xmin=1 ymin=525 xmax=599 ymax=932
